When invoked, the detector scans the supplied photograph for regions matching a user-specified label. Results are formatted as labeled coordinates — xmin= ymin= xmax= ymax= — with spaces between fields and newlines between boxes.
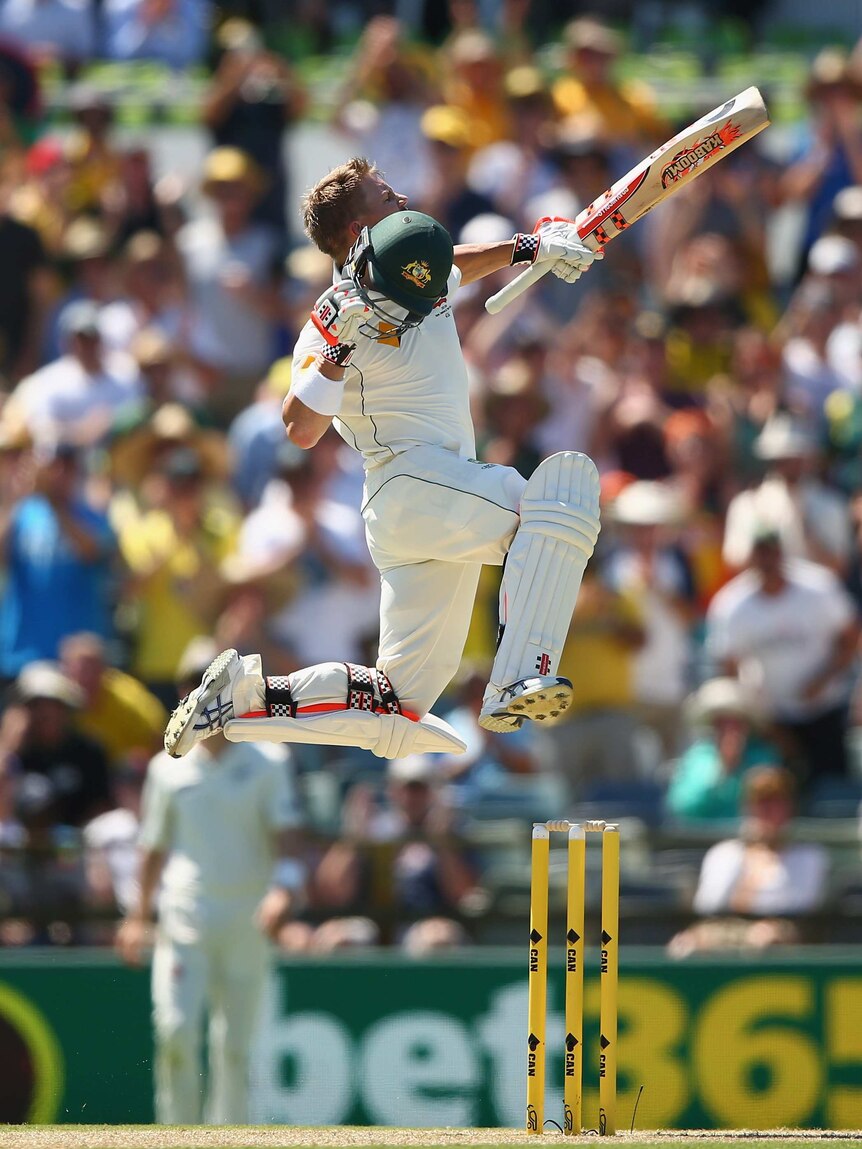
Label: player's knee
xmin=154 ymin=1017 xmax=196 ymax=1065
xmin=501 ymin=466 xmax=527 ymax=512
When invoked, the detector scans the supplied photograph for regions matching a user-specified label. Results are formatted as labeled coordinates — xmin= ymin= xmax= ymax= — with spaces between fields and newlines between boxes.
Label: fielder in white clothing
xmin=117 ymin=653 xmax=304 ymax=1124
xmin=164 ymin=158 xmax=602 ymax=762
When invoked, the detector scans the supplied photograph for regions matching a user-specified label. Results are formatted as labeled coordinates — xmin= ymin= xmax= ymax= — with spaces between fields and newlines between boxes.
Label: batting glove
xmin=511 ymin=217 xmax=602 ymax=283
xmin=311 ymin=279 xmax=370 ymax=349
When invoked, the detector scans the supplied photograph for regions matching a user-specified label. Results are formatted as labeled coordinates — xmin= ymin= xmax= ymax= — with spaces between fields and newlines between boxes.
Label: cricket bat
xmin=484 ymin=85 xmax=770 ymax=314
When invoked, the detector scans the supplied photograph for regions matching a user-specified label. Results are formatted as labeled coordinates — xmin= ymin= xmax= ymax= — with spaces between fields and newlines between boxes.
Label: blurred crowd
xmin=2 ymin=0 xmax=862 ymax=956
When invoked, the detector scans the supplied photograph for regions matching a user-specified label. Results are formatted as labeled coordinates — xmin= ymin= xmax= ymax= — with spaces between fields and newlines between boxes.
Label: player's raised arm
xmin=454 ymin=218 xmax=600 ymax=285
xmin=283 ymin=278 xmax=369 ymax=448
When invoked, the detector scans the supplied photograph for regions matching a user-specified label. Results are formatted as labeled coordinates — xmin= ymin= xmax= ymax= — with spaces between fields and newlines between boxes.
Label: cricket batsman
xmin=165 ymin=159 xmax=602 ymax=761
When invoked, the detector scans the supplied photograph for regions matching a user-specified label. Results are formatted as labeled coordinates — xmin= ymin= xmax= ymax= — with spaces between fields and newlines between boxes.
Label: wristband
xmin=291 ymin=359 xmax=347 ymax=416
xmin=271 ymin=858 xmax=308 ymax=891
xmin=511 ymin=232 xmax=540 ymax=265
xmin=321 ymin=341 xmax=355 ymax=367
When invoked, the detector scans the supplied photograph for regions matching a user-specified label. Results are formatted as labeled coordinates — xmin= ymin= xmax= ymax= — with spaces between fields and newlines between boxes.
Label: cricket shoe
xmin=164 ymin=648 xmax=265 ymax=758
xmin=478 ymin=676 xmax=574 ymax=734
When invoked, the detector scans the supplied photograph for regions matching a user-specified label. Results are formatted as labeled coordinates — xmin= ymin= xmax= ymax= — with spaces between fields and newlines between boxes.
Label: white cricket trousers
xmin=361 ymin=445 xmax=526 ymax=715
xmin=151 ymin=922 xmax=268 ymax=1124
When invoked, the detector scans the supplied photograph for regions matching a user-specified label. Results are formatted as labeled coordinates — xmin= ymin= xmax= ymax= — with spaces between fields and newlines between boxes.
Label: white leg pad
xmin=223 ymin=710 xmax=466 ymax=759
xmin=488 ymin=451 xmax=601 ymax=690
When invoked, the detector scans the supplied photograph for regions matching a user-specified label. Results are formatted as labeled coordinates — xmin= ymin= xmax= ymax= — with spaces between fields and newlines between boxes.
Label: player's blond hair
xmin=301 ymin=157 xmax=379 ymax=260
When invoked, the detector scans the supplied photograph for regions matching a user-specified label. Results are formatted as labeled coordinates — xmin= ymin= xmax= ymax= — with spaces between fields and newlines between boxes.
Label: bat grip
xmin=484 ymin=262 xmax=551 ymax=315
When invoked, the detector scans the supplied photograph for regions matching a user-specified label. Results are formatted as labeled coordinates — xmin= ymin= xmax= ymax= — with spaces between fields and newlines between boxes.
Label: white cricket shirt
xmin=138 ymin=742 xmax=299 ymax=938
xmin=291 ymin=267 xmax=476 ymax=468
xmin=706 ymin=561 xmax=856 ymax=721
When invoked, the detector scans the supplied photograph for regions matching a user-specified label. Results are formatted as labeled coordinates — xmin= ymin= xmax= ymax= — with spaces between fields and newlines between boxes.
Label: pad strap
xmin=344 ymin=663 xmax=403 ymax=715
xmin=374 ymin=669 xmax=402 ymax=715
xmin=345 ymin=663 xmax=377 ymax=712
xmin=265 ymin=675 xmax=297 ymax=719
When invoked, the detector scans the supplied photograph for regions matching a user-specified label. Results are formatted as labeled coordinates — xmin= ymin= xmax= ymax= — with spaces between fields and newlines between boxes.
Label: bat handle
xmin=484 ymin=262 xmax=551 ymax=315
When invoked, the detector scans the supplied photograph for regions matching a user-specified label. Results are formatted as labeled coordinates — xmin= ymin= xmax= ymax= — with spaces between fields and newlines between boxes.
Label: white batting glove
xmin=511 ymin=217 xmax=602 ymax=282
xmin=311 ymin=279 xmax=370 ymax=347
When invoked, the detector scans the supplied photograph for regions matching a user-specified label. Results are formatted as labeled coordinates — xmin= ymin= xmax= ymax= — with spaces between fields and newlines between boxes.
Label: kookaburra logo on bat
xmin=401 ymin=260 xmax=432 ymax=287
xmin=660 ymin=121 xmax=741 ymax=188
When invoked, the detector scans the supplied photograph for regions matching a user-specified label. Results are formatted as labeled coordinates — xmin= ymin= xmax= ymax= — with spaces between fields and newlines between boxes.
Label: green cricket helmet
xmin=344 ymin=210 xmax=454 ymax=339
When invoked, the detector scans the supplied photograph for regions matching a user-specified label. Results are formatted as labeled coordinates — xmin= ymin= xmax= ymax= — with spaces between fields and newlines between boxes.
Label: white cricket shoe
xmin=478 ymin=676 xmax=574 ymax=734
xmin=164 ymin=648 xmax=264 ymax=758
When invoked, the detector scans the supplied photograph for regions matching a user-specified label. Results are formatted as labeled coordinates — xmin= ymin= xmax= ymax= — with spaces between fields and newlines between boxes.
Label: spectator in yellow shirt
xmin=117 ymin=446 xmax=238 ymax=706
xmin=551 ymin=18 xmax=666 ymax=151
xmin=441 ymin=30 xmax=512 ymax=149
xmin=60 ymin=632 xmax=166 ymax=768
xmin=534 ymin=567 xmax=646 ymax=806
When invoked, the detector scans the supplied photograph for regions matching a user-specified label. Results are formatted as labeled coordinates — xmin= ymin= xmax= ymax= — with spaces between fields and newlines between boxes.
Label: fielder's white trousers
xmin=151 ymin=922 xmax=268 ymax=1124
xmin=361 ymin=445 xmax=526 ymax=715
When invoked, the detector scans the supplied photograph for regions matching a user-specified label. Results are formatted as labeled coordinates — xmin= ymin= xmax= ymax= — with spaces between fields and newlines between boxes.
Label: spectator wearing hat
xmin=778 ymin=239 xmax=862 ymax=420
xmin=98 ymin=231 xmax=186 ymax=359
xmin=465 ymin=65 xmax=559 ymax=227
xmin=693 ymin=765 xmax=829 ymax=917
xmin=11 ymin=300 xmax=143 ymax=448
xmin=820 ymin=202 xmax=862 ymax=393
xmin=441 ymin=29 xmax=511 ymax=150
xmin=2 ymin=661 xmax=112 ymax=828
xmin=0 ymin=441 xmax=116 ymax=677
xmin=102 ymin=0 xmax=209 ymax=70
xmin=63 ymin=87 xmax=122 ymax=218
xmin=551 ymin=17 xmax=666 ymax=156
xmin=414 ymin=104 xmax=495 ymax=237
xmin=336 ymin=17 xmax=437 ymax=205
xmin=722 ymin=412 xmax=852 ymax=575
xmin=781 ymin=49 xmax=862 ymax=273
xmin=177 ymin=146 xmax=284 ymax=423
xmin=203 ymin=19 xmax=306 ymax=238
xmin=669 ymin=765 xmax=830 ymax=957
xmin=40 ymin=217 xmax=116 ymax=359
xmin=603 ymin=480 xmax=697 ymax=760
xmin=479 ymin=353 xmax=548 ymax=477
xmin=466 ymin=65 xmax=560 ymax=228
xmin=666 ymin=678 xmax=785 ymax=822
xmin=662 ymin=408 xmax=732 ymax=608
xmin=129 ymin=328 xmax=192 ymax=411
xmin=313 ymin=754 xmax=482 ymax=929
xmin=707 ymin=530 xmax=861 ymax=784
xmin=109 ymin=401 xmax=230 ymax=516
xmin=60 ymin=632 xmax=166 ymax=769
xmin=117 ymin=444 xmax=238 ymax=707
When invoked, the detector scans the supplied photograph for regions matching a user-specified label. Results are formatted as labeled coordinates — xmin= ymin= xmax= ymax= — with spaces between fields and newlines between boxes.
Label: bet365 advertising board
xmin=1 ymin=949 xmax=860 ymax=1128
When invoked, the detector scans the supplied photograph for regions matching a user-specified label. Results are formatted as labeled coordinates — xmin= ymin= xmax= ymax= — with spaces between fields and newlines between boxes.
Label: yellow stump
xmin=563 ymin=825 xmax=586 ymax=1135
xmin=527 ymin=824 xmax=550 ymax=1134
xmin=599 ymin=826 xmax=620 ymax=1135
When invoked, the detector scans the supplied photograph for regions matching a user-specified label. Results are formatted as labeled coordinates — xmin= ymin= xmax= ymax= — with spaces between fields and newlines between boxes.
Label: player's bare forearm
xmin=282 ymin=391 xmax=334 ymax=449
xmin=454 ymin=241 xmax=517 ymax=285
